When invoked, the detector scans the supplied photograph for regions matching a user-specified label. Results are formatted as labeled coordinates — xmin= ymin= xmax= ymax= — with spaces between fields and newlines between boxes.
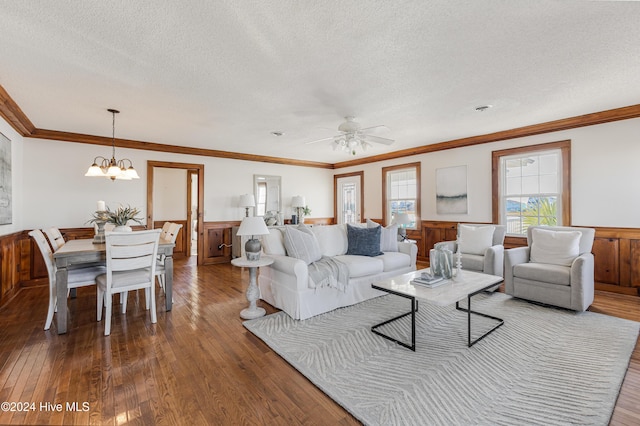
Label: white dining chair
xmin=159 ymin=221 xmax=173 ymax=240
xmin=44 ymin=227 xmax=66 ymax=251
xmin=96 ymin=229 xmax=161 ymax=336
xmin=121 ymin=223 xmax=181 ymax=312
xmin=29 ymin=229 xmax=105 ymax=331
xmin=156 ymin=223 xmax=182 ymax=292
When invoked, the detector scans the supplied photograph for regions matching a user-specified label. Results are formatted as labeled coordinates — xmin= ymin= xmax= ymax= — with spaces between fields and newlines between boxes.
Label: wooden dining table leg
xmin=55 ymin=266 xmax=68 ymax=334
xmin=164 ymin=254 xmax=173 ymax=311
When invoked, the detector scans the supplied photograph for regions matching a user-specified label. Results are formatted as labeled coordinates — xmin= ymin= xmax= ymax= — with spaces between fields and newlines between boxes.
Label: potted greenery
xmin=89 ymin=204 xmax=143 ymax=231
xmin=300 ymin=205 xmax=311 ymax=223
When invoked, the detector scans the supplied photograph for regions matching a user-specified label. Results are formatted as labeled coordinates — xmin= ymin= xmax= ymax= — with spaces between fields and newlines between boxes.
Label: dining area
xmin=29 ymin=220 xmax=181 ymax=335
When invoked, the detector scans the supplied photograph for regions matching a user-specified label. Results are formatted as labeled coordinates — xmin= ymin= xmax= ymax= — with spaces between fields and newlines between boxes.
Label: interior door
xmin=335 ymin=173 xmax=363 ymax=224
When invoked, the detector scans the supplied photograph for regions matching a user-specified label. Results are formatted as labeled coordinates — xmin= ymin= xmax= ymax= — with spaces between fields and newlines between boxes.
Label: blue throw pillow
xmin=346 ymin=224 xmax=383 ymax=257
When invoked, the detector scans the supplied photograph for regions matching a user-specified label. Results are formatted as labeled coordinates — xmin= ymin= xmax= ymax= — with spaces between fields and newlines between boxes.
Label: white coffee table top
xmin=372 ymin=268 xmax=503 ymax=306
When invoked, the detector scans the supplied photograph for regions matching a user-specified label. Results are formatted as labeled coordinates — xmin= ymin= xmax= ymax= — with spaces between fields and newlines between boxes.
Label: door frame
xmin=334 ymin=171 xmax=364 ymax=223
xmin=147 ymin=160 xmax=205 ymax=265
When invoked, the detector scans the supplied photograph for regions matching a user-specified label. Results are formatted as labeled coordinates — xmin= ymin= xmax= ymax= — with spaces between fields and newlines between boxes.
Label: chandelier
xmin=85 ymin=109 xmax=139 ymax=181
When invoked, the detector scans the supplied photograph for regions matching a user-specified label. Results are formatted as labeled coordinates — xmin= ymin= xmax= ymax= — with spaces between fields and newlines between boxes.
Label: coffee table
xmin=371 ymin=269 xmax=504 ymax=351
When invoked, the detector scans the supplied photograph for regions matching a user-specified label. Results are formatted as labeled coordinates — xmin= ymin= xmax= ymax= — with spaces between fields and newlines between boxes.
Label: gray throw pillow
xmin=283 ymin=224 xmax=322 ymax=265
xmin=346 ymin=224 xmax=383 ymax=257
xmin=366 ymin=219 xmax=398 ymax=252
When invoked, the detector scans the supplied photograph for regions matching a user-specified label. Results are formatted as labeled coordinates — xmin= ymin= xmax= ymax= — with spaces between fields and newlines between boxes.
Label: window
xmin=383 ymin=162 xmax=421 ymax=229
xmin=256 ymin=181 xmax=267 ymax=216
xmin=492 ymin=141 xmax=570 ymax=236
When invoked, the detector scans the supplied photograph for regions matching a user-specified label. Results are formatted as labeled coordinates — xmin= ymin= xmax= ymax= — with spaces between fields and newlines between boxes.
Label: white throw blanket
xmin=308 ymin=257 xmax=349 ymax=292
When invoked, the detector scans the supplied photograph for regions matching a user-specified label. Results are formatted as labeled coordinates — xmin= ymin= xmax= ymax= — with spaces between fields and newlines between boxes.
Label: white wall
xmin=19 ymin=136 xmax=334 ymax=229
xmin=0 ymin=118 xmax=23 ymax=236
xmin=337 ymin=117 xmax=640 ymax=228
xmin=10 ymin=115 xmax=640 ymax=231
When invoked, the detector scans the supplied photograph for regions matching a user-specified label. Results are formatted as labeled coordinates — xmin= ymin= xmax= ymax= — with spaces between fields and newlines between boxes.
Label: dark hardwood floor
xmin=0 ymin=258 xmax=638 ymax=425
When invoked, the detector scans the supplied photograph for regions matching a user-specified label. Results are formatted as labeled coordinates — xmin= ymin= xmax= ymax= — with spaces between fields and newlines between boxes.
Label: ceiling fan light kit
xmin=307 ymin=116 xmax=395 ymax=156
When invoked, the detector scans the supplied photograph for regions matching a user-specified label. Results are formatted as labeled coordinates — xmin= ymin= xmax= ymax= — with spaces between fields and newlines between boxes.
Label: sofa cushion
xmin=262 ymin=228 xmax=286 ymax=256
xmin=346 ymin=224 xmax=383 ymax=257
xmin=530 ymin=228 xmax=580 ymax=267
xmin=459 ymin=224 xmax=495 ymax=255
xmin=367 ymin=219 xmax=398 ymax=252
xmin=283 ymin=224 xmax=322 ymax=265
xmin=461 ymin=253 xmax=484 ymax=272
xmin=378 ymin=252 xmax=411 ymax=272
xmin=312 ymin=224 xmax=348 ymax=256
xmin=334 ymin=255 xmax=384 ymax=278
xmin=513 ymin=262 xmax=571 ymax=286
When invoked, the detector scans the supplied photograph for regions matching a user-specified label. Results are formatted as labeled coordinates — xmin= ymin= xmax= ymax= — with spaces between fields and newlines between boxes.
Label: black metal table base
xmin=371 ymin=284 xmax=504 ymax=351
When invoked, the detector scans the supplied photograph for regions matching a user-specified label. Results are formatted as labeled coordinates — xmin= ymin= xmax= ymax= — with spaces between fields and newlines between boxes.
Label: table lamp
xmin=392 ymin=213 xmax=411 ymax=241
xmin=239 ymin=194 xmax=256 ymax=217
xmin=237 ymin=216 xmax=270 ymax=260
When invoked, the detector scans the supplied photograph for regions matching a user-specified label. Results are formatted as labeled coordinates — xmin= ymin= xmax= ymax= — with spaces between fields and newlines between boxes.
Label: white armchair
xmin=434 ymin=223 xmax=506 ymax=280
xmin=504 ymin=225 xmax=595 ymax=312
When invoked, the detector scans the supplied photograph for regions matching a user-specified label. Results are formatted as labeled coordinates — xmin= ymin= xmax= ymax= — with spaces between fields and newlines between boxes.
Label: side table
xmin=231 ymin=256 xmax=274 ymax=319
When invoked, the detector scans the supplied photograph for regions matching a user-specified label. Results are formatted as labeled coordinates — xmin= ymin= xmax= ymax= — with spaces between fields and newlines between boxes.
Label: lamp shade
xmin=239 ymin=194 xmax=256 ymax=208
xmin=85 ymin=163 xmax=104 ymax=177
xmin=392 ymin=213 xmax=411 ymax=226
xmin=237 ymin=216 xmax=269 ymax=236
xmin=291 ymin=196 xmax=306 ymax=208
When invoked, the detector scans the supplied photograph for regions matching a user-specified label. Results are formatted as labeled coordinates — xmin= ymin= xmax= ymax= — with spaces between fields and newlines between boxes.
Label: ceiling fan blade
xmin=305 ymin=136 xmax=336 ymax=145
xmin=359 ymin=124 xmax=388 ymax=132
xmin=363 ymin=134 xmax=395 ymax=145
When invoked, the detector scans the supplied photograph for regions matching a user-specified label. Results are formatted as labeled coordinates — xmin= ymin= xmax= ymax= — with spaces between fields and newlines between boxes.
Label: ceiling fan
xmin=306 ymin=116 xmax=395 ymax=155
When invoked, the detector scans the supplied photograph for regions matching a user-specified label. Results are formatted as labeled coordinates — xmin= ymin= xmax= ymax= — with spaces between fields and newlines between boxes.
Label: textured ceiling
xmin=1 ymin=1 xmax=640 ymax=163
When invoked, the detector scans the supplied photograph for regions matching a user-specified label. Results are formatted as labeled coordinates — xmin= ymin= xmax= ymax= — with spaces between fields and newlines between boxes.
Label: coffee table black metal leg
xmin=455 ymin=291 xmax=504 ymax=347
xmin=371 ymin=293 xmax=418 ymax=351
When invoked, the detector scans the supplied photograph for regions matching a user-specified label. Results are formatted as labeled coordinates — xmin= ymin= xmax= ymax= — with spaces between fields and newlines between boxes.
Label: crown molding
xmin=0 ymin=85 xmax=35 ymax=136
xmin=332 ymin=103 xmax=640 ymax=169
xmin=29 ymin=128 xmax=334 ymax=169
xmin=2 ymin=83 xmax=639 ymax=170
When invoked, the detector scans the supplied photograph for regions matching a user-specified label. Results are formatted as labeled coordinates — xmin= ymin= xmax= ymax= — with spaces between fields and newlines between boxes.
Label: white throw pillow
xmin=367 ymin=219 xmax=398 ymax=252
xmin=283 ymin=224 xmax=322 ymax=265
xmin=459 ymin=224 xmax=495 ymax=256
xmin=530 ymin=228 xmax=581 ymax=267
xmin=312 ymin=224 xmax=348 ymax=256
xmin=261 ymin=228 xmax=286 ymax=256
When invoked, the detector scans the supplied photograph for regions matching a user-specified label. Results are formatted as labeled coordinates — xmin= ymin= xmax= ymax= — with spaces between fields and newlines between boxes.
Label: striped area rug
xmin=244 ymin=292 xmax=639 ymax=425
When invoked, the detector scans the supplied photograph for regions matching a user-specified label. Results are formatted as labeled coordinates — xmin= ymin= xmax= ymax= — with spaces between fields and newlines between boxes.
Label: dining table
xmin=52 ymin=237 xmax=176 ymax=334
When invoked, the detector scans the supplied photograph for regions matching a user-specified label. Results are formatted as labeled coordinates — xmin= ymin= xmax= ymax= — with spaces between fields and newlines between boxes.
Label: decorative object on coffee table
xmin=455 ymin=234 xmax=463 ymax=278
xmin=231 ymin=256 xmax=274 ymax=319
xmin=236 ymin=216 xmax=269 ymax=261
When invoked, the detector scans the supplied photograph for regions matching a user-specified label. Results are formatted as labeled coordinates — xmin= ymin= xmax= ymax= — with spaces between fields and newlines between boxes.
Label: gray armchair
xmin=504 ymin=225 xmax=595 ymax=312
xmin=435 ymin=223 xmax=506 ymax=281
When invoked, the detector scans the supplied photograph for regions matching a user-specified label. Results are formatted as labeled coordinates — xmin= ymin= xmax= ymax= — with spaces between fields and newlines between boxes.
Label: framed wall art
xmin=0 ymin=131 xmax=12 ymax=224
xmin=436 ymin=165 xmax=467 ymax=214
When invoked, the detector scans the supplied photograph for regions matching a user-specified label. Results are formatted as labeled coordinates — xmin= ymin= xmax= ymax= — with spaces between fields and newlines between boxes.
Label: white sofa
xmin=258 ymin=223 xmax=418 ymax=320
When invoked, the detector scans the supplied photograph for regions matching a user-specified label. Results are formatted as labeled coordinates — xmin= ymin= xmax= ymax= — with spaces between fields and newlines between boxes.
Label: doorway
xmin=188 ymin=170 xmax=198 ymax=256
xmin=334 ymin=171 xmax=364 ymax=224
xmin=147 ymin=161 xmax=204 ymax=265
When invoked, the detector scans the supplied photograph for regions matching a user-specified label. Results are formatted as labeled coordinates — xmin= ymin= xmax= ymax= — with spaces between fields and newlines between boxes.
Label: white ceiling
xmin=1 ymin=1 xmax=640 ymax=164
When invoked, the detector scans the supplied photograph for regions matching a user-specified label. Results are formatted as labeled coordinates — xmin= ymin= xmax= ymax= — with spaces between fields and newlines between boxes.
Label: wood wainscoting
xmin=420 ymin=221 xmax=640 ymax=297
xmin=5 ymin=218 xmax=635 ymax=310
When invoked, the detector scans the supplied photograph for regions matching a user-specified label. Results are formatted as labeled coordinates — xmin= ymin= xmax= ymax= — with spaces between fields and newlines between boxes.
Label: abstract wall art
xmin=0 ymin=132 xmax=11 ymax=224
xmin=436 ymin=165 xmax=467 ymax=214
